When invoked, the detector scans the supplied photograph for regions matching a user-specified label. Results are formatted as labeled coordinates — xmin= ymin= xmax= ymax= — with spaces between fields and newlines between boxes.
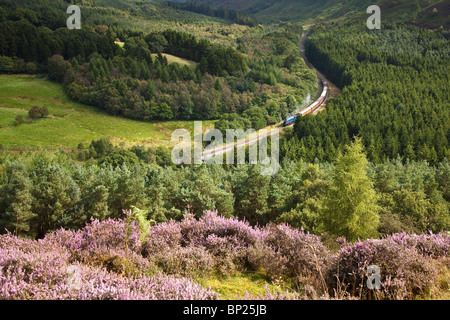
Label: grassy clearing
xmin=198 ymin=272 xmax=285 ymax=300
xmin=0 ymin=75 xmax=213 ymax=148
xmin=152 ymin=53 xmax=198 ymax=69
xmin=115 ymin=40 xmax=197 ymax=68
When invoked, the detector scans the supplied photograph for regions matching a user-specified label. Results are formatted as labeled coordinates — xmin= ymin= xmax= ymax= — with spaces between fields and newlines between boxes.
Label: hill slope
xmin=0 ymin=75 xmax=212 ymax=148
xmin=184 ymin=0 xmax=449 ymax=27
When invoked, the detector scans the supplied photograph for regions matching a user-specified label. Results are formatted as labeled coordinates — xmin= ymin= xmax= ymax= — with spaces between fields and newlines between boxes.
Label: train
xmin=283 ymin=79 xmax=328 ymax=127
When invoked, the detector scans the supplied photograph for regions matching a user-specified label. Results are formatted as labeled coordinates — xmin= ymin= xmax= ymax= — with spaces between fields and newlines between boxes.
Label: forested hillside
xmin=183 ymin=0 xmax=449 ymax=27
xmin=280 ymin=22 xmax=450 ymax=164
xmin=165 ymin=1 xmax=257 ymax=26
xmin=1 ymin=139 xmax=449 ymax=299
xmin=0 ymin=0 xmax=316 ymax=125
xmin=1 ymin=140 xmax=448 ymax=240
xmin=0 ymin=0 xmax=449 ymax=302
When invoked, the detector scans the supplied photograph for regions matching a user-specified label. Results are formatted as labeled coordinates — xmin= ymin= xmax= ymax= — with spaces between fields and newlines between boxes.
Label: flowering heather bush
xmin=142 ymin=211 xmax=266 ymax=275
xmin=45 ymin=218 xmax=149 ymax=274
xmin=240 ymin=284 xmax=358 ymax=300
xmin=153 ymin=246 xmax=215 ymax=278
xmin=330 ymin=232 xmax=449 ymax=300
xmin=179 ymin=211 xmax=264 ymax=248
xmin=0 ymin=231 xmax=219 ymax=300
xmin=388 ymin=232 xmax=450 ymax=258
xmin=79 ymin=217 xmax=141 ymax=254
xmin=144 ymin=212 xmax=334 ymax=284
xmin=247 ymin=242 xmax=289 ymax=277
xmin=260 ymin=224 xmax=332 ymax=289
xmin=76 ymin=267 xmax=219 ymax=300
xmin=0 ymin=234 xmax=71 ymax=300
xmin=142 ymin=211 xmax=262 ymax=256
xmin=46 ymin=218 xmax=141 ymax=255
xmin=142 ymin=220 xmax=183 ymax=256
xmin=2 ymin=210 xmax=448 ymax=300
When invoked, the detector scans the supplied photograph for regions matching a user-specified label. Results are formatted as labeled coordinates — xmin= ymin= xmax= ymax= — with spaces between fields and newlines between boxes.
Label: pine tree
xmin=0 ymin=162 xmax=36 ymax=237
xmin=232 ymin=165 xmax=270 ymax=224
xmin=404 ymin=144 xmax=416 ymax=161
xmin=214 ymin=78 xmax=222 ymax=92
xmin=31 ymin=161 xmax=81 ymax=238
xmin=322 ymin=137 xmax=380 ymax=241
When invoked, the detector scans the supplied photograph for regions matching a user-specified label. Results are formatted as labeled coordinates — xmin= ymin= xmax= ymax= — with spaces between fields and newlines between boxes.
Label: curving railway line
xmin=283 ymin=78 xmax=328 ymax=127
xmin=202 ymin=31 xmax=330 ymax=160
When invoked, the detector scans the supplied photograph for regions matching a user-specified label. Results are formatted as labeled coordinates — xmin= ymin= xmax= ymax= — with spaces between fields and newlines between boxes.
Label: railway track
xmin=4 ymin=32 xmax=330 ymax=158
xmin=202 ymin=31 xmax=330 ymax=160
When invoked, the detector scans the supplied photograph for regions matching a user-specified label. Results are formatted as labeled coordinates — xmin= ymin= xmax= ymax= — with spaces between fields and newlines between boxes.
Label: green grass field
xmin=0 ymin=75 xmax=213 ymax=148
xmin=198 ymin=272 xmax=290 ymax=300
xmin=115 ymin=41 xmax=198 ymax=68
xmin=152 ymin=53 xmax=198 ymax=69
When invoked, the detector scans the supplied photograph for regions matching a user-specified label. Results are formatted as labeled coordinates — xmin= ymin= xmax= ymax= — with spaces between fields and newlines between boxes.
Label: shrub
xmin=90 ymin=137 xmax=114 ymax=158
xmin=47 ymin=54 xmax=71 ymax=82
xmin=247 ymin=241 xmax=288 ymax=277
xmin=0 ymin=56 xmax=13 ymax=73
xmin=329 ymin=233 xmax=448 ymax=299
xmin=0 ymin=231 xmax=219 ymax=300
xmin=179 ymin=211 xmax=263 ymax=248
xmin=261 ymin=224 xmax=332 ymax=292
xmin=142 ymin=212 xmax=334 ymax=282
xmin=75 ymin=267 xmax=219 ymax=300
xmin=45 ymin=217 xmax=147 ymax=274
xmin=130 ymin=145 xmax=156 ymax=164
xmin=388 ymin=232 xmax=450 ymax=258
xmin=142 ymin=211 xmax=263 ymax=276
xmin=13 ymin=114 xmax=31 ymax=126
xmin=142 ymin=220 xmax=182 ymax=257
xmin=3 ymin=208 xmax=448 ymax=300
xmin=153 ymin=246 xmax=215 ymax=278
xmin=28 ymin=106 xmax=49 ymax=119
xmin=25 ymin=62 xmax=37 ymax=74
xmin=99 ymin=150 xmax=140 ymax=168
xmin=179 ymin=211 xmax=266 ymax=274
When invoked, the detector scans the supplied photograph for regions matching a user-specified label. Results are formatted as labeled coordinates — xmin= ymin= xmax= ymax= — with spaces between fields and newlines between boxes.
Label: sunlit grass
xmin=152 ymin=53 xmax=198 ymax=69
xmin=0 ymin=75 xmax=213 ymax=148
xmin=198 ymin=272 xmax=285 ymax=300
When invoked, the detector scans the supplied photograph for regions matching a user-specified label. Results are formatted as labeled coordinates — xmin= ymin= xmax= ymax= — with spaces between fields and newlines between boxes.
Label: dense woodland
xmin=283 ymin=22 xmax=450 ymax=164
xmin=0 ymin=0 xmax=449 ymax=301
xmin=165 ymin=1 xmax=257 ymax=27
xmin=0 ymin=138 xmax=448 ymax=240
xmin=0 ymin=1 xmax=316 ymax=124
xmin=0 ymin=1 xmax=448 ymax=242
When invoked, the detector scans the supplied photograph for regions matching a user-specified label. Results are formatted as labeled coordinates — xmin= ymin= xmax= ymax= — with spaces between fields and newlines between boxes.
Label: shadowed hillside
xmin=180 ymin=0 xmax=449 ymax=27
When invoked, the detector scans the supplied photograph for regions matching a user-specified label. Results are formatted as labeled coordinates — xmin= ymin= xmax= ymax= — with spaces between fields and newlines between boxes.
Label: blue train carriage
xmin=283 ymin=115 xmax=296 ymax=127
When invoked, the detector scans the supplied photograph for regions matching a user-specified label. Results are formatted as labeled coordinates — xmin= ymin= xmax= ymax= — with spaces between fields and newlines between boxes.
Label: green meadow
xmin=115 ymin=41 xmax=197 ymax=69
xmin=152 ymin=53 xmax=198 ymax=69
xmin=0 ymin=75 xmax=213 ymax=148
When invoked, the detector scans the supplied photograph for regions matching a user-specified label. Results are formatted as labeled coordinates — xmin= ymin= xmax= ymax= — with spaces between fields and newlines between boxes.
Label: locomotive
xmin=283 ymin=79 xmax=328 ymax=127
